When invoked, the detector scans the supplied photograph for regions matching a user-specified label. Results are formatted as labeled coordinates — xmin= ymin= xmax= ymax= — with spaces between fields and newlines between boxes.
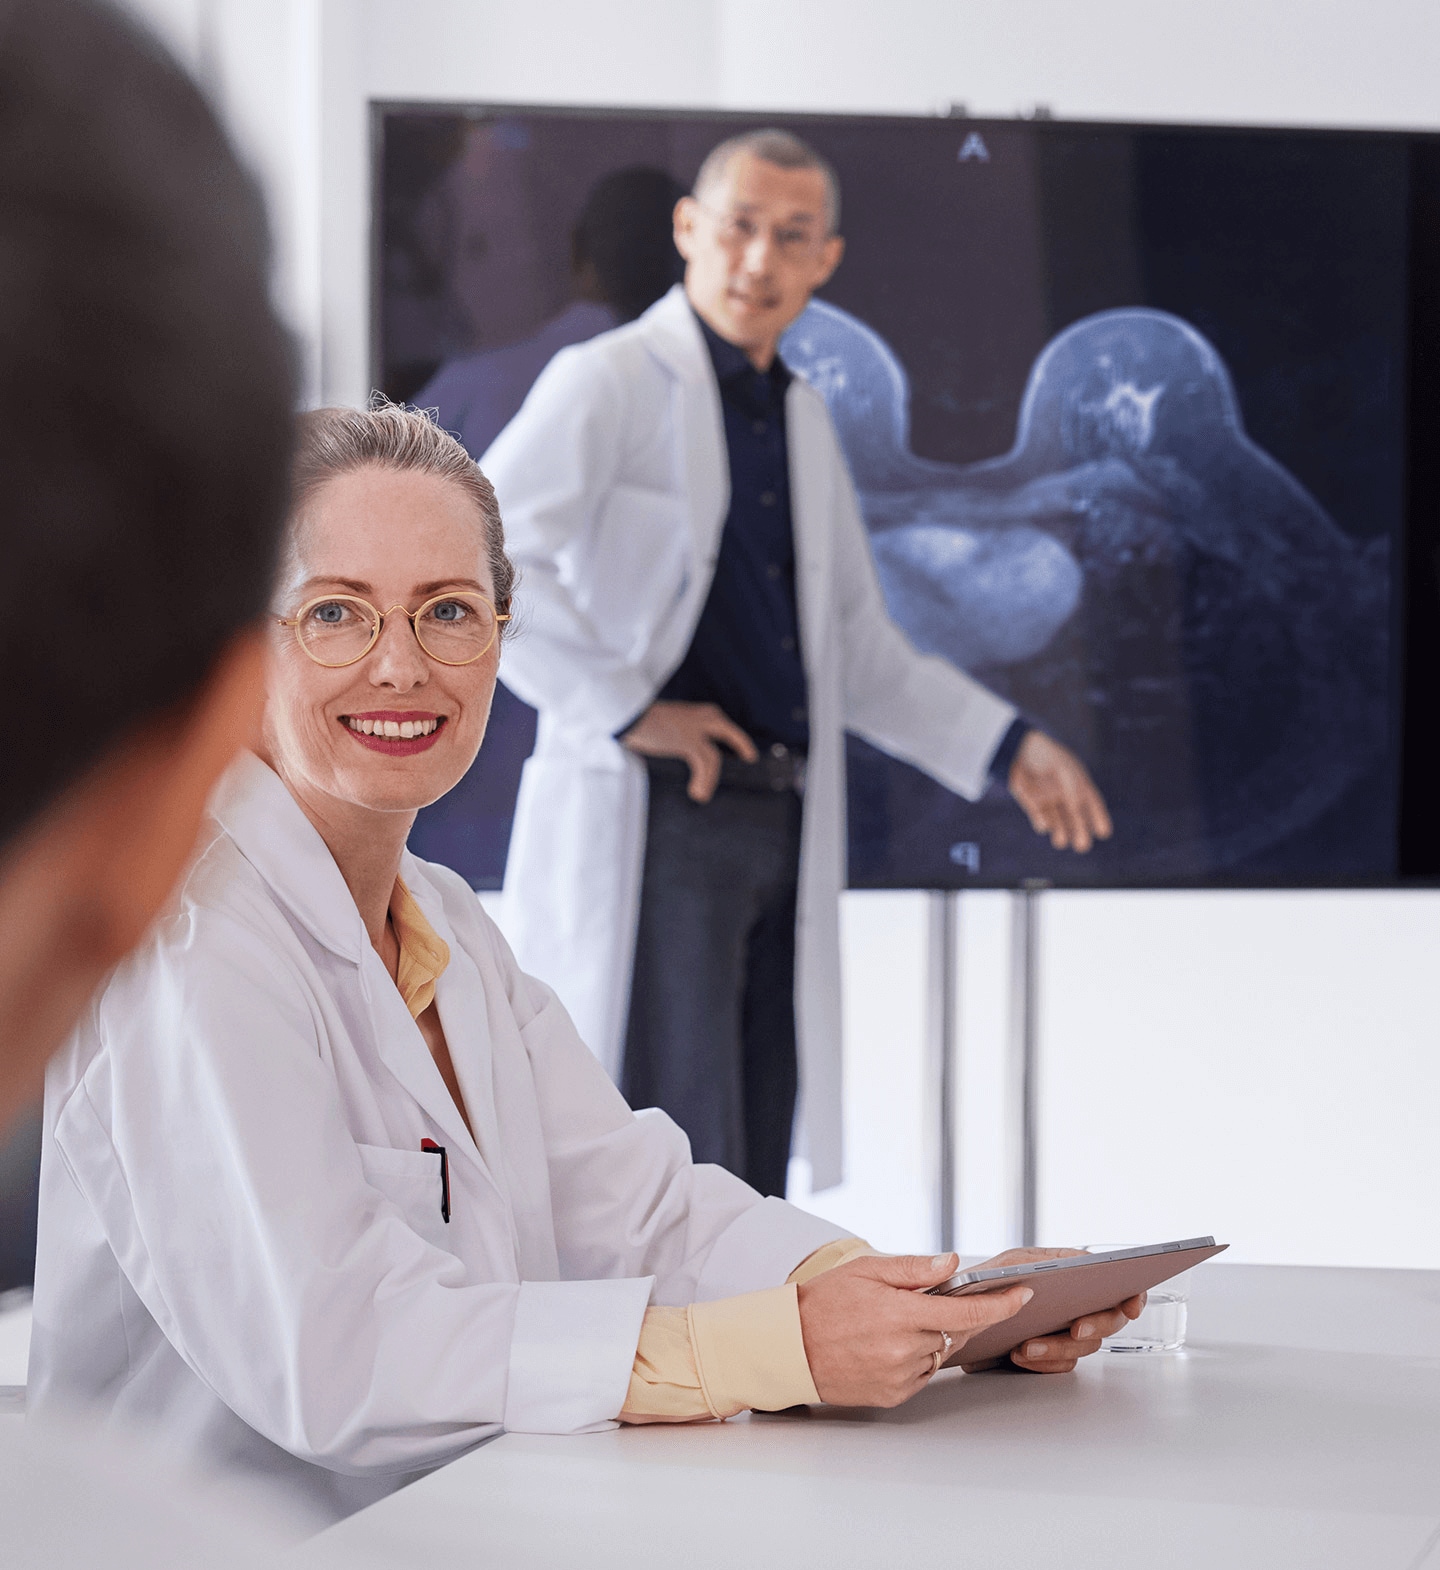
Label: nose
xmin=740 ymin=227 xmax=775 ymax=274
xmin=367 ymin=607 xmax=428 ymax=691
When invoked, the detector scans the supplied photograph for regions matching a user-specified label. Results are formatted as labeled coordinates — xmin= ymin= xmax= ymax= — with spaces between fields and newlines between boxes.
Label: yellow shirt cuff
xmin=689 ymin=1283 xmax=820 ymax=1418
xmin=622 ymin=1305 xmax=710 ymax=1420
xmin=786 ymin=1236 xmax=874 ymax=1286
xmin=619 ymin=1238 xmax=871 ymax=1422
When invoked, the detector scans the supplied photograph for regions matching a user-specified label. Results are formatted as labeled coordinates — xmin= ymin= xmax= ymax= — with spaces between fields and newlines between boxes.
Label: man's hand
xmin=1008 ymin=730 xmax=1113 ymax=853
xmin=621 ymin=700 xmax=758 ymax=804
xmin=796 ymin=1252 xmax=1032 ymax=1408
xmin=950 ymin=1248 xmax=1145 ymax=1373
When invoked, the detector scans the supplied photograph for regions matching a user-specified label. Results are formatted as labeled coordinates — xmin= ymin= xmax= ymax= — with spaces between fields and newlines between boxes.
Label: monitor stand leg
xmin=926 ymin=890 xmax=958 ymax=1255
xmin=1009 ymin=882 xmax=1046 ymax=1248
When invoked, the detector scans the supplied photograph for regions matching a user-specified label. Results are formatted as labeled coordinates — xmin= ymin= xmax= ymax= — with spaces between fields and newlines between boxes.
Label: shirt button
xmin=752 ymin=420 xmax=767 ymax=435
xmin=766 ymin=563 xmax=782 ymax=580
xmin=781 ymin=636 xmax=796 ymax=652
xmin=759 ymin=490 xmax=777 ymax=507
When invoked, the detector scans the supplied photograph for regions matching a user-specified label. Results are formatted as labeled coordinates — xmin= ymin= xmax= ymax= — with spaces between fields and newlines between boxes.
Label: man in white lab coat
xmin=486 ymin=129 xmax=1111 ymax=1197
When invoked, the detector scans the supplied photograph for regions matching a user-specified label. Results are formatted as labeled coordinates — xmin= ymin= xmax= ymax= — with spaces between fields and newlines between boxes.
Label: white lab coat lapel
xmin=783 ymin=384 xmax=846 ymax=1185
xmin=634 ymin=288 xmax=729 ymax=682
xmin=213 ymin=756 xmax=504 ymax=1202
xmin=786 ymin=383 xmax=837 ymax=679
xmin=357 ymin=942 xmax=495 ymax=1183
xmin=399 ymin=858 xmax=508 ymax=1198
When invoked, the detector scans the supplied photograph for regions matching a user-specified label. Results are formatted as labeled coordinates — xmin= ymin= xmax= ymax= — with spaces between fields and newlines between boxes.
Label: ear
xmin=672 ymin=195 xmax=701 ymax=263
xmin=0 ymin=628 xmax=266 ymax=1131
xmin=86 ymin=629 xmax=266 ymax=949
xmin=810 ymin=233 xmax=846 ymax=292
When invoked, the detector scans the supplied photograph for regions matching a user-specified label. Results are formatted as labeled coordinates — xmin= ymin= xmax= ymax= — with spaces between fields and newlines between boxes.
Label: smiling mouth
xmin=344 ymin=716 xmax=441 ymax=739
xmin=339 ymin=713 xmax=447 ymax=755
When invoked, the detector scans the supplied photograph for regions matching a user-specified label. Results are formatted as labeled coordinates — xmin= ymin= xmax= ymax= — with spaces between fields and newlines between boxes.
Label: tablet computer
xmin=927 ymin=1236 xmax=1228 ymax=1365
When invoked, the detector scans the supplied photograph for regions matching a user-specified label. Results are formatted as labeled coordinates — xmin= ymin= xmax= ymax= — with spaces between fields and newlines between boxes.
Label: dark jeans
xmin=621 ymin=761 xmax=803 ymax=1198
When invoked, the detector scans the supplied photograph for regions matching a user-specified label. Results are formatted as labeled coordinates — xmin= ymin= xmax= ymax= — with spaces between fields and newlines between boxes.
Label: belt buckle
xmin=767 ymin=742 xmax=803 ymax=795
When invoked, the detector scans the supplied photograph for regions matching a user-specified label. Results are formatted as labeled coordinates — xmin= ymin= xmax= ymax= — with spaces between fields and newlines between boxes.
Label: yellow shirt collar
xmin=389 ymin=877 xmax=450 ymax=1018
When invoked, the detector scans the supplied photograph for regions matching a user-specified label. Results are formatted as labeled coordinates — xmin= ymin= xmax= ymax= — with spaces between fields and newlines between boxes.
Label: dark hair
xmin=289 ymin=404 xmax=516 ymax=616
xmin=0 ymin=0 xmax=296 ymax=849
xmin=572 ymin=166 xmax=686 ymax=323
xmin=693 ymin=128 xmax=841 ymax=234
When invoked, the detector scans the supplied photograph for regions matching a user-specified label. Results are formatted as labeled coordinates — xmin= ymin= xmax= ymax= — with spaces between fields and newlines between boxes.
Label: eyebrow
xmin=727 ymin=199 xmax=822 ymax=225
xmin=297 ymin=575 xmax=488 ymax=597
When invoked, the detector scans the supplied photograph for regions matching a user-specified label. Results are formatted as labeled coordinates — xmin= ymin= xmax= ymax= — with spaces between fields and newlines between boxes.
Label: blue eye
xmin=428 ymin=600 xmax=469 ymax=623
xmin=312 ymin=601 xmax=349 ymax=624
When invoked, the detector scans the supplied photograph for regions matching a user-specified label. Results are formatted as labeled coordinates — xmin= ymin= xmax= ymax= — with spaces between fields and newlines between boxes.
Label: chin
xmin=338 ymin=754 xmax=471 ymax=816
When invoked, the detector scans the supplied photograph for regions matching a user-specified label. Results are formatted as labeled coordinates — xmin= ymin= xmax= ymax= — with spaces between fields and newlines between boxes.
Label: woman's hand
xmin=796 ymin=1252 xmax=1033 ymax=1408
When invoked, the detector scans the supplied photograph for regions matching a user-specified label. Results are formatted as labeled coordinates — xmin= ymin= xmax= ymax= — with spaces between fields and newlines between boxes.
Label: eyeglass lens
xmin=714 ymin=211 xmax=821 ymax=257
xmin=295 ymin=594 xmax=498 ymax=667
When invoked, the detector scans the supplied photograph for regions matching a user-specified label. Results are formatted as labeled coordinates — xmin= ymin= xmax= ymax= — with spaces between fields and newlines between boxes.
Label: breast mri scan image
xmin=782 ymin=301 xmax=1391 ymax=884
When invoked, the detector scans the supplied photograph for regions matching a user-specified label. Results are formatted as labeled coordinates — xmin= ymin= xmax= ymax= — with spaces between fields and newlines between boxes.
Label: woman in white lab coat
xmin=29 ymin=406 xmax=1135 ymax=1525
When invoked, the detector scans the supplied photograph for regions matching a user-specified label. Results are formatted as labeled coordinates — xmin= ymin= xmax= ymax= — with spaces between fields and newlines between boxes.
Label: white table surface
xmin=310 ymin=1262 xmax=1440 ymax=1570
xmin=0 ymin=1292 xmax=31 ymax=1417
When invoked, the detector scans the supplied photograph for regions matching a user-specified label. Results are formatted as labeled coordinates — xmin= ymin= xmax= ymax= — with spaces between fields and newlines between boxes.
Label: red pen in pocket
xmin=420 ymin=1138 xmax=450 ymax=1224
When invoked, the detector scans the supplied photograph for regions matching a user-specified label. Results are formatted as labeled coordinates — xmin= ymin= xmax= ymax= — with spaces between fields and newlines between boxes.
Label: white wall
xmin=1039 ymin=892 xmax=1440 ymax=1268
xmin=717 ymin=0 xmax=1440 ymax=125
xmin=125 ymin=0 xmax=1440 ymax=1267
xmin=118 ymin=0 xmax=325 ymax=403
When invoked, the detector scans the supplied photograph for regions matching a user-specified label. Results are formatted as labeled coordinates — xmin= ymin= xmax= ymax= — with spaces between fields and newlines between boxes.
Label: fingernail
xmin=1026 ymin=1342 xmax=1048 ymax=1357
xmin=931 ymin=1254 xmax=955 ymax=1270
xmin=1075 ymin=1322 xmax=1093 ymax=1339
xmin=1021 ymin=1288 xmax=1034 ymax=1303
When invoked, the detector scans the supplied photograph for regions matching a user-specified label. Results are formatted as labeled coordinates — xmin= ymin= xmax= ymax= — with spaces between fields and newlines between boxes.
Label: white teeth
xmin=345 ymin=716 xmax=439 ymax=738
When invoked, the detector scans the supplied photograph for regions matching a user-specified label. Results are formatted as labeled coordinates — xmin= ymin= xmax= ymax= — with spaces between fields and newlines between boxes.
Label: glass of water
xmin=1085 ymin=1247 xmax=1191 ymax=1352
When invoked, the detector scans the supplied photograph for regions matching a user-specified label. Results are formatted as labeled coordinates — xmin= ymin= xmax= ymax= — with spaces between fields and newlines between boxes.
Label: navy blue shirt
xmin=657 ymin=314 xmax=809 ymax=749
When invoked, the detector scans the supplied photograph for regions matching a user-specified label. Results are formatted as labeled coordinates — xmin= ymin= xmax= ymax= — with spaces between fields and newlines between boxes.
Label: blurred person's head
xmin=571 ymin=166 xmax=686 ymax=323
xmin=0 ymin=0 xmax=295 ymax=1128
xmin=675 ymin=129 xmax=844 ymax=369
xmin=263 ymin=406 xmax=512 ymax=830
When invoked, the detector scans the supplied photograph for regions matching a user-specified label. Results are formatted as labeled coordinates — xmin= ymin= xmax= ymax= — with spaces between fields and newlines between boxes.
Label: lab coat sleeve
xmin=50 ymin=901 xmax=651 ymax=1473
xmin=464 ymin=890 xmax=849 ymax=1305
xmin=482 ymin=343 xmax=658 ymax=735
xmin=825 ymin=416 xmax=1017 ymax=801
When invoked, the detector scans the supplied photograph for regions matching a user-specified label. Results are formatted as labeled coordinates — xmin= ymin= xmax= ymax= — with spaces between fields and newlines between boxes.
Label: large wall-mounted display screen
xmin=375 ymin=105 xmax=1440 ymax=890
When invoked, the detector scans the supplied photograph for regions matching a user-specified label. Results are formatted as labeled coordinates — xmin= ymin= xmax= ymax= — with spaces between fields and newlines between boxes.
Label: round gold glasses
xmin=696 ymin=203 xmax=829 ymax=260
xmin=276 ymin=592 xmax=509 ymax=669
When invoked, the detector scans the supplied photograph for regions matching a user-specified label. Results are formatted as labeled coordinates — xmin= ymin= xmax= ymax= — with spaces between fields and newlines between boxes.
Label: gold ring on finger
xmin=930 ymin=1349 xmax=943 ymax=1377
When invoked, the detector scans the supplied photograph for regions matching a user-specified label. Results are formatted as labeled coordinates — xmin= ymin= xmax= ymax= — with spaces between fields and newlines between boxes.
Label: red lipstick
xmin=340 ymin=711 xmax=446 ymax=757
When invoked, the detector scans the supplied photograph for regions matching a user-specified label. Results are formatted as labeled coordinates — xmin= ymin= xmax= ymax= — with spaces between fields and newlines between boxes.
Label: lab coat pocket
xmin=355 ymin=1142 xmax=453 ymax=1254
xmin=578 ymin=484 xmax=688 ymax=661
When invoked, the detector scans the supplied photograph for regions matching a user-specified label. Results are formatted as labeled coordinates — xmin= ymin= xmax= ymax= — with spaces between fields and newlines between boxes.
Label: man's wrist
xmin=614 ymin=704 xmax=650 ymax=743
xmin=988 ymin=717 xmax=1032 ymax=787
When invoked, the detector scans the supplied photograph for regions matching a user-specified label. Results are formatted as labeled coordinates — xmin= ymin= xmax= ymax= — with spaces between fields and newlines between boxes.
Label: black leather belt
xmin=645 ymin=743 xmax=806 ymax=795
